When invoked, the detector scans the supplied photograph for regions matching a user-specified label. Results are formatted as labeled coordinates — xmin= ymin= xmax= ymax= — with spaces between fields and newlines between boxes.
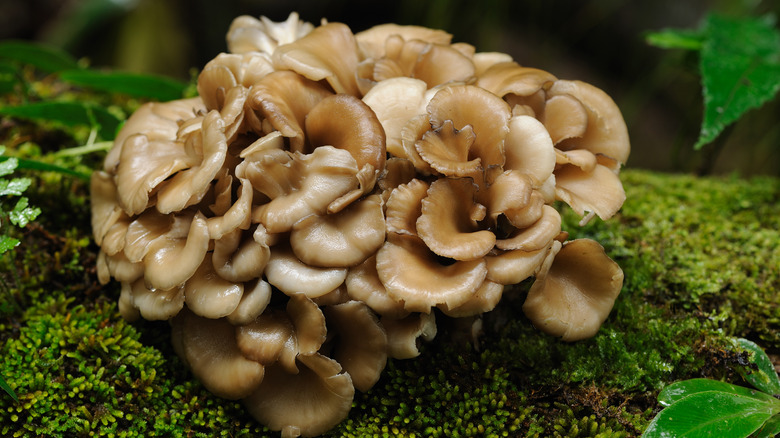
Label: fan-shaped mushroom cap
xmin=290 ymin=194 xmax=385 ymax=267
xmin=304 ymin=93 xmax=386 ymax=171
xmin=90 ymin=171 xmax=124 ymax=246
xmin=273 ymin=22 xmax=360 ymax=96
xmin=384 ymin=178 xmax=429 ymax=237
xmin=475 ymin=62 xmax=557 ymax=100
xmin=484 ymin=242 xmax=553 ymax=285
xmin=211 ymin=227 xmax=269 ymax=283
xmin=496 ymin=205 xmax=562 ymax=252
xmin=197 ymin=52 xmax=274 ymax=111
xmin=426 ymin=85 xmax=511 ymax=173
xmin=226 ymin=279 xmax=272 ymax=325
xmin=227 ymin=13 xmax=314 ymax=55
xmin=376 ymin=234 xmax=487 ymax=312
xmin=439 ymin=280 xmax=504 ymax=317
xmin=122 ymin=278 xmax=185 ymax=321
xmin=355 ymin=23 xmax=452 ymax=60
xmin=522 ymin=238 xmax=624 ymax=341
xmin=472 ymin=52 xmax=514 ymax=76
xmin=345 ymin=253 xmax=409 ymax=318
xmin=171 ymin=309 xmax=264 ymax=399
xmin=206 ymin=177 xmax=253 ymax=241
xmin=105 ymin=97 xmax=204 ymax=175
xmin=324 ymin=301 xmax=388 ymax=392
xmin=416 ymin=178 xmax=496 ymax=261
xmin=249 ymin=70 xmax=333 ymax=152
xmin=265 ymin=244 xmax=348 ymax=298
xmin=554 ymin=159 xmax=627 ymax=221
xmin=287 ymin=293 xmax=328 ymax=356
xmin=97 ymin=251 xmax=143 ymax=285
xmin=244 ymin=353 xmax=354 ymax=438
xmin=235 ymin=309 xmax=297 ymax=372
xmin=184 ymin=254 xmax=244 ymax=319
xmin=547 ymin=80 xmax=630 ymax=167
xmin=503 ymin=115 xmax=556 ymax=186
xmin=244 ymin=146 xmax=361 ymax=233
xmin=381 ymin=312 xmax=437 ymax=359
xmin=143 ymin=211 xmax=210 ymax=291
xmin=362 ymin=77 xmax=429 ymax=158
xmin=540 ymin=94 xmax=588 ymax=146
xmin=415 ymin=121 xmax=481 ymax=178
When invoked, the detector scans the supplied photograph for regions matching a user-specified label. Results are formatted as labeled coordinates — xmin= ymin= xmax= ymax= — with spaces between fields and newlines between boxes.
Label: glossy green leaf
xmin=659 ymin=378 xmax=778 ymax=407
xmin=736 ymin=338 xmax=780 ymax=396
xmin=642 ymin=391 xmax=780 ymax=438
xmin=695 ymin=14 xmax=780 ymax=149
xmin=0 ymin=156 xmax=91 ymax=180
xmin=59 ymin=69 xmax=187 ymax=101
xmin=0 ymin=176 xmax=31 ymax=197
xmin=0 ymin=40 xmax=79 ymax=73
xmin=0 ymin=101 xmax=121 ymax=140
xmin=752 ymin=414 xmax=780 ymax=438
xmin=645 ymin=28 xmax=705 ymax=50
xmin=0 ymin=235 xmax=19 ymax=254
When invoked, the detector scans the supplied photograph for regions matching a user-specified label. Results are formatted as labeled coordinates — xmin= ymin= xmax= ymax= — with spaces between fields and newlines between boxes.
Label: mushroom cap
xmin=553 ymin=159 xmax=627 ymax=221
xmin=496 ymin=204 xmax=562 ymax=252
xmin=355 ymin=23 xmax=452 ymax=60
xmin=415 ymin=121 xmax=481 ymax=178
xmin=226 ymin=279 xmax=272 ymax=325
xmin=376 ymin=234 xmax=488 ymax=312
xmin=227 ymin=13 xmax=314 ymax=55
xmin=547 ymin=79 xmax=630 ymax=167
xmin=90 ymin=171 xmax=124 ymax=246
xmin=484 ymin=243 xmax=552 ymax=286
xmin=503 ymin=115 xmax=556 ymax=187
xmin=171 ymin=309 xmax=264 ymax=399
xmin=522 ymin=238 xmax=624 ymax=341
xmin=362 ymin=77 xmax=430 ymax=158
xmin=272 ymin=22 xmax=361 ymax=96
xmin=143 ymin=211 xmax=210 ymax=291
xmin=439 ymin=280 xmax=504 ymax=317
xmin=235 ymin=309 xmax=297 ymax=371
xmin=380 ymin=312 xmax=437 ymax=359
xmin=384 ymin=178 xmax=429 ymax=237
xmin=323 ymin=301 xmax=388 ymax=392
xmin=290 ymin=194 xmax=385 ymax=268
xmin=211 ymin=227 xmax=270 ymax=283
xmin=305 ymin=93 xmax=386 ymax=171
xmin=416 ymin=177 xmax=496 ymax=261
xmin=475 ymin=62 xmax=557 ymax=100
xmin=345 ymin=253 xmax=409 ymax=319
xmin=123 ymin=278 xmax=185 ymax=321
xmin=265 ymin=243 xmax=348 ymax=298
xmin=243 ymin=353 xmax=354 ymax=438
xmin=184 ymin=254 xmax=244 ymax=319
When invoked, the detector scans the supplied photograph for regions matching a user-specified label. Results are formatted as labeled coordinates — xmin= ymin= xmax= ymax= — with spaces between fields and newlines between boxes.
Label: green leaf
xmin=59 ymin=69 xmax=187 ymax=101
xmin=645 ymin=28 xmax=705 ymax=50
xmin=0 ymin=235 xmax=19 ymax=255
xmin=0 ymin=154 xmax=18 ymax=177
xmin=9 ymin=197 xmax=40 ymax=227
xmin=0 ymin=156 xmax=91 ymax=180
xmin=736 ymin=338 xmax=780 ymax=396
xmin=0 ymin=374 xmax=17 ymax=402
xmin=0 ymin=101 xmax=122 ymax=140
xmin=752 ymin=414 xmax=780 ymax=438
xmin=659 ymin=378 xmax=778 ymax=406
xmin=642 ymin=391 xmax=780 ymax=438
xmin=0 ymin=176 xmax=31 ymax=196
xmin=695 ymin=14 xmax=780 ymax=149
xmin=0 ymin=61 xmax=19 ymax=95
xmin=0 ymin=40 xmax=79 ymax=73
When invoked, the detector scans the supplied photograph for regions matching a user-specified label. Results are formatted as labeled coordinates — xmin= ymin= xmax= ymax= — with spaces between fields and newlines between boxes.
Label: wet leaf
xmin=658 ymin=378 xmax=778 ymax=407
xmin=695 ymin=14 xmax=780 ymax=149
xmin=0 ymin=101 xmax=121 ymax=140
xmin=735 ymin=338 xmax=780 ymax=396
xmin=60 ymin=69 xmax=187 ymax=101
xmin=0 ymin=40 xmax=79 ymax=73
xmin=9 ymin=197 xmax=40 ymax=227
xmin=752 ymin=414 xmax=780 ymax=438
xmin=642 ymin=391 xmax=780 ymax=438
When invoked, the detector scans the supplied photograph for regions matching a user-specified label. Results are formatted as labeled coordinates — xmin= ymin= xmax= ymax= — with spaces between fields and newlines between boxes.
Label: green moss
xmin=0 ymin=168 xmax=778 ymax=436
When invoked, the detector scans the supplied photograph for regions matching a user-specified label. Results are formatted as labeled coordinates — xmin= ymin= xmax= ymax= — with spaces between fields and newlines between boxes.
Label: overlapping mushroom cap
xmin=90 ymin=11 xmax=630 ymax=438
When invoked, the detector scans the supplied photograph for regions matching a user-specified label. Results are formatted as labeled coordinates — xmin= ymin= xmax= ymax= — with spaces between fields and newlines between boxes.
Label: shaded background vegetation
xmin=1 ymin=0 xmax=779 ymax=175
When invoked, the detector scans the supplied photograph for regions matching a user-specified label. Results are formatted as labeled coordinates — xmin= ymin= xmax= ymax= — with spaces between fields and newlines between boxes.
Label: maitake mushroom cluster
xmin=90 ymin=12 xmax=629 ymax=437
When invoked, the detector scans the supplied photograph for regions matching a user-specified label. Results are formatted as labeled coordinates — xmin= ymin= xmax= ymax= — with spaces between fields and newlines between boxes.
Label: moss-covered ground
xmin=1 ymin=135 xmax=779 ymax=435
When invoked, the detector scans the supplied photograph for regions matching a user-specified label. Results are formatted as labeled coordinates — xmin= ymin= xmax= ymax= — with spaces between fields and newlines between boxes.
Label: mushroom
xmin=380 ymin=312 xmax=437 ymax=359
xmin=345 ymin=253 xmax=409 ymax=319
xmin=211 ymin=227 xmax=269 ymax=283
xmin=323 ymin=300 xmax=388 ymax=391
xmin=122 ymin=278 xmax=185 ymax=321
xmin=184 ymin=254 xmax=244 ymax=319
xmin=227 ymin=13 xmax=314 ymax=55
xmin=171 ymin=309 xmax=265 ymax=399
xmin=226 ymin=279 xmax=272 ymax=325
xmin=355 ymin=23 xmax=452 ymax=60
xmin=235 ymin=308 xmax=298 ymax=372
xmin=522 ymin=238 xmax=624 ymax=341
xmin=289 ymin=194 xmax=385 ymax=267
xmin=264 ymin=243 xmax=348 ymax=298
xmin=362 ymin=77 xmax=430 ymax=158
xmin=142 ymin=211 xmax=210 ymax=291
xmin=438 ymin=279 xmax=504 ymax=317
xmin=243 ymin=353 xmax=354 ymax=438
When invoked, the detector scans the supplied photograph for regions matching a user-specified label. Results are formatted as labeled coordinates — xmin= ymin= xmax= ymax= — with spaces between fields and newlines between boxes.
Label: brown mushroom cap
xmin=184 ymin=254 xmax=244 ymax=319
xmin=503 ymin=115 xmax=556 ymax=187
xmin=345 ymin=253 xmax=409 ymax=319
xmin=226 ymin=13 xmax=314 ymax=55
xmin=243 ymin=353 xmax=354 ymax=438
xmin=287 ymin=293 xmax=328 ymax=356
xmin=522 ymin=238 xmax=624 ymax=341
xmin=211 ymin=227 xmax=270 ymax=283
xmin=553 ymin=159 xmax=627 ymax=221
xmin=123 ymin=278 xmax=185 ymax=321
xmin=380 ymin=312 xmax=437 ymax=359
xmin=355 ymin=23 xmax=453 ymax=60
xmin=323 ymin=301 xmax=388 ymax=392
xmin=171 ymin=309 xmax=265 ymax=399
xmin=484 ymin=242 xmax=552 ymax=285
xmin=290 ymin=194 xmax=385 ymax=268
xmin=235 ymin=309 xmax=297 ymax=370
xmin=415 ymin=121 xmax=481 ymax=178
xmin=90 ymin=171 xmax=124 ymax=246
xmin=496 ymin=205 xmax=562 ymax=252
xmin=226 ymin=279 xmax=272 ymax=325
xmin=362 ymin=77 xmax=430 ymax=158
xmin=143 ymin=211 xmax=210 ymax=291
xmin=265 ymin=244 xmax=348 ymax=298
xmin=439 ymin=280 xmax=504 ymax=317
xmin=376 ymin=234 xmax=488 ymax=312
xmin=384 ymin=178 xmax=429 ymax=237
xmin=416 ymin=178 xmax=496 ymax=261
xmin=305 ymin=93 xmax=386 ymax=171
xmin=272 ymin=22 xmax=361 ymax=96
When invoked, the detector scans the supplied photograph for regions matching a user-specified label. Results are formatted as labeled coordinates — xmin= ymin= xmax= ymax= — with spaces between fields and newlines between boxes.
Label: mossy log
xmin=0 ymin=169 xmax=778 ymax=437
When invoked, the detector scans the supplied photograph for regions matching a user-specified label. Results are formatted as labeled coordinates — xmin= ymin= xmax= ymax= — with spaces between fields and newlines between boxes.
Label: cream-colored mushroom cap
xmin=290 ymin=194 xmax=385 ymax=268
xmin=376 ymin=234 xmax=487 ymax=312
xmin=243 ymin=353 xmax=354 ymax=438
xmin=345 ymin=253 xmax=409 ymax=319
xmin=184 ymin=254 xmax=244 ymax=319
xmin=355 ymin=23 xmax=452 ymax=60
xmin=122 ymin=279 xmax=185 ymax=321
xmin=362 ymin=77 xmax=429 ymax=158
xmin=380 ymin=312 xmax=437 ymax=359
xmin=265 ymin=244 xmax=348 ymax=298
xmin=324 ymin=300 xmax=388 ymax=392
xmin=522 ymin=238 xmax=624 ymax=341
xmin=226 ymin=13 xmax=314 ymax=55
xmin=142 ymin=211 xmax=210 ymax=291
xmin=439 ymin=280 xmax=504 ymax=317
xmin=235 ymin=308 xmax=298 ymax=373
xmin=171 ymin=309 xmax=264 ymax=399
